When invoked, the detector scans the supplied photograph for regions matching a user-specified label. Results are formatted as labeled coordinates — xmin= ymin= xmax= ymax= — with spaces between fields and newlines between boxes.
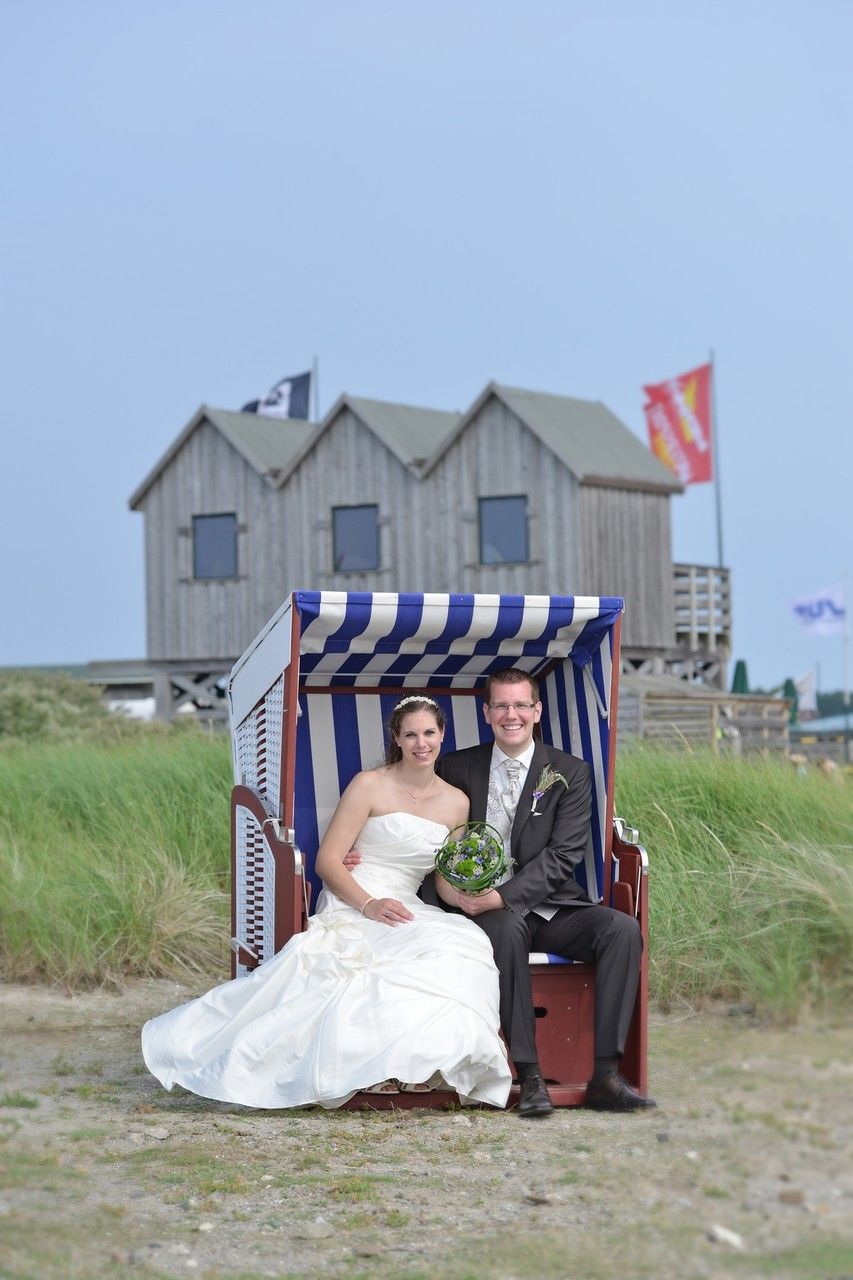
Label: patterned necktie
xmin=486 ymin=760 xmax=522 ymax=882
xmin=502 ymin=760 xmax=522 ymax=818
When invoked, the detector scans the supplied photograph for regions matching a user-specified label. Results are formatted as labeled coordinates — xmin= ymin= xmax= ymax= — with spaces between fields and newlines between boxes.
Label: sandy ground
xmin=1 ymin=979 xmax=852 ymax=1280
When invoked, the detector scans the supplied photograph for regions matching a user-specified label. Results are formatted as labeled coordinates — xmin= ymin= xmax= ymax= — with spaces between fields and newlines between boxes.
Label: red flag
xmin=643 ymin=363 xmax=713 ymax=485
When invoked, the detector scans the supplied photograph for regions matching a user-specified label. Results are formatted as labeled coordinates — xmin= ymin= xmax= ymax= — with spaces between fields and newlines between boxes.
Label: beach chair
xmin=228 ymin=591 xmax=649 ymax=1108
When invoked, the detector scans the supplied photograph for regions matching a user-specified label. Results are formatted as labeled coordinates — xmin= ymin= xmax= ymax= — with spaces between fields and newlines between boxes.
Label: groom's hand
xmin=455 ymin=888 xmax=504 ymax=916
xmin=343 ymin=849 xmax=362 ymax=871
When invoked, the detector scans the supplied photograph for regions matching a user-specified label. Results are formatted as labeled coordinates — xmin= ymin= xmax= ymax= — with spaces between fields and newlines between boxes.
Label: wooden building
xmin=129 ymin=381 xmax=733 ymax=719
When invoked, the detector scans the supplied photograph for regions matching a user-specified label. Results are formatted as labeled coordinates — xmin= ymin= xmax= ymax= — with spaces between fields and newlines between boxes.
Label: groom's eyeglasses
xmin=488 ymin=702 xmax=538 ymax=713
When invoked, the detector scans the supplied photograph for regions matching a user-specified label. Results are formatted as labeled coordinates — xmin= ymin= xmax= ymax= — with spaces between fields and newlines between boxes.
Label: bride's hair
xmin=385 ymin=695 xmax=446 ymax=765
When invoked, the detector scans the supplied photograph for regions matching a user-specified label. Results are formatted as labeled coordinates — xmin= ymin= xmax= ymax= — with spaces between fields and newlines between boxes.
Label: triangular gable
xmin=206 ymin=409 xmax=317 ymax=482
xmin=128 ymin=405 xmax=318 ymax=509
xmin=422 ymin=381 xmax=683 ymax=493
xmin=287 ymin=393 xmax=461 ymax=475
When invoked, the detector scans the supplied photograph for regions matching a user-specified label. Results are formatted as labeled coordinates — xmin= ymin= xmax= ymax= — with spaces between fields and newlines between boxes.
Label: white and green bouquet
xmin=434 ymin=822 xmax=508 ymax=895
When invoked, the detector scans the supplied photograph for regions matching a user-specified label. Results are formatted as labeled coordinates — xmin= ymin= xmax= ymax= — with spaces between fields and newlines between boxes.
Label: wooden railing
xmin=618 ymin=679 xmax=791 ymax=755
xmin=672 ymin=563 xmax=731 ymax=652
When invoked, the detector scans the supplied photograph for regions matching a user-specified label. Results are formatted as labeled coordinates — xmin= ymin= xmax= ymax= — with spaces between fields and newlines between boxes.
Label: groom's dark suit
xmin=436 ymin=741 xmax=642 ymax=1068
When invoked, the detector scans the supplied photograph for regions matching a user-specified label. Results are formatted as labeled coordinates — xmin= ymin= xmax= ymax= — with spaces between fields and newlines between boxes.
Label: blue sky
xmin=2 ymin=1 xmax=850 ymax=692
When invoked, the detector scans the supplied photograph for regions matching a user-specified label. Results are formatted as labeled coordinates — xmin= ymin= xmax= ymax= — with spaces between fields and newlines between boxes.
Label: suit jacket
xmin=436 ymin=741 xmax=594 ymax=915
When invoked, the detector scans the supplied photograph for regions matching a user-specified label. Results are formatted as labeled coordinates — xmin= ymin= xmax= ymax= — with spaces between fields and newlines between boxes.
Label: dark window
xmin=193 ymin=513 xmax=238 ymax=579
xmin=333 ymin=505 xmax=379 ymax=571
xmin=479 ymin=496 xmax=529 ymax=565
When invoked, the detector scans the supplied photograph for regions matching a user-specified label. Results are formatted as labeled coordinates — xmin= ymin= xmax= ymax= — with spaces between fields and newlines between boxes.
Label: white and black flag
xmin=242 ymin=370 xmax=311 ymax=420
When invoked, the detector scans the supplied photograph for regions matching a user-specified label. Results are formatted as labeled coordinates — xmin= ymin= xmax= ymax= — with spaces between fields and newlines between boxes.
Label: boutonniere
xmin=530 ymin=765 xmax=568 ymax=814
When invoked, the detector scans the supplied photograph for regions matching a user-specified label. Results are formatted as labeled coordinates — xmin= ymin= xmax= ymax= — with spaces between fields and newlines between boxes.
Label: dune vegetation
xmin=1 ymin=672 xmax=851 ymax=1017
xmin=616 ymin=746 xmax=853 ymax=1019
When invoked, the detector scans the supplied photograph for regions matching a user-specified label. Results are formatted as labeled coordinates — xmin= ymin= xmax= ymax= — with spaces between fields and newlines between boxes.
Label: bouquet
xmin=434 ymin=822 xmax=508 ymax=895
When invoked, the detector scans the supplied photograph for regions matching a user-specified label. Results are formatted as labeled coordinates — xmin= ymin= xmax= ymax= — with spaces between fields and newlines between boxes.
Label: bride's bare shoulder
xmin=436 ymin=778 xmax=470 ymax=823
xmin=345 ymin=765 xmax=394 ymax=796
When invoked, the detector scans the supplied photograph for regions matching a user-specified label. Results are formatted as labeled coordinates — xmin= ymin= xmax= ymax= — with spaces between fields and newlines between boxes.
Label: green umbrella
xmin=731 ymin=659 xmax=749 ymax=695
xmin=782 ymin=677 xmax=798 ymax=726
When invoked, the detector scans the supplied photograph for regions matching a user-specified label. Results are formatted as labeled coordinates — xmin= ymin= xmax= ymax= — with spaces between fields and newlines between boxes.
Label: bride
xmin=141 ymin=694 xmax=512 ymax=1109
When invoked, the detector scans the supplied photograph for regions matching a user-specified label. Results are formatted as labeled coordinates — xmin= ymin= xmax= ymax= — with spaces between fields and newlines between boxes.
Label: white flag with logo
xmin=790 ymin=582 xmax=846 ymax=636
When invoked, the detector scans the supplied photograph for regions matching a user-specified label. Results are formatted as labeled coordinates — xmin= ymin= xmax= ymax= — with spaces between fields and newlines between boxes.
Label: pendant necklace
xmin=395 ymin=766 xmax=437 ymax=804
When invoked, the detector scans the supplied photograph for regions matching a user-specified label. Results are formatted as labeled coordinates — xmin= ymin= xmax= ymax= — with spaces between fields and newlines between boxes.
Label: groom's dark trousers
xmin=436 ymin=741 xmax=641 ymax=1065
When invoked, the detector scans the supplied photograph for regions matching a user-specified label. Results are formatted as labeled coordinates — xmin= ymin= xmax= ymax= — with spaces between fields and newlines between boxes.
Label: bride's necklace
xmin=395 ymin=765 xmax=437 ymax=804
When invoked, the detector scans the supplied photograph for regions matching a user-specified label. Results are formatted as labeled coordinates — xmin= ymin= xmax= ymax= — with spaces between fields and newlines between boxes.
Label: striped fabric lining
xmin=293 ymin=660 xmax=610 ymax=913
xmin=233 ymin=592 xmax=623 ymax=973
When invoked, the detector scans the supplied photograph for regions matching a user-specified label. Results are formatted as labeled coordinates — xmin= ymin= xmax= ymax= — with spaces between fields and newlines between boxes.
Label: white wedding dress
xmin=141 ymin=813 xmax=512 ymax=1109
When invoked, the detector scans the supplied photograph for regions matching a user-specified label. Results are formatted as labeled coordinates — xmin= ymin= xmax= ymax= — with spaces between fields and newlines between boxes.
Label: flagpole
xmin=312 ymin=355 xmax=320 ymax=421
xmin=844 ymin=571 xmax=850 ymax=763
xmin=710 ymin=349 xmax=724 ymax=568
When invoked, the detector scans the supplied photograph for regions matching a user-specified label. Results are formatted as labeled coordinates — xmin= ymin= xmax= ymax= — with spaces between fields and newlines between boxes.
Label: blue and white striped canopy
xmin=293 ymin=591 xmax=624 ymax=687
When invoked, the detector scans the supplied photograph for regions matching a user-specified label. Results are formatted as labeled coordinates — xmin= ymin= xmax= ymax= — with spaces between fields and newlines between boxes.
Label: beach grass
xmin=0 ymin=730 xmax=232 ymax=987
xmin=1 ymin=714 xmax=851 ymax=1017
xmin=615 ymin=746 xmax=853 ymax=1019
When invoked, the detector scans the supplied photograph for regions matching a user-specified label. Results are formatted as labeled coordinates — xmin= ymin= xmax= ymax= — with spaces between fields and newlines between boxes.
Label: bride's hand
xmin=364 ymin=897 xmax=414 ymax=927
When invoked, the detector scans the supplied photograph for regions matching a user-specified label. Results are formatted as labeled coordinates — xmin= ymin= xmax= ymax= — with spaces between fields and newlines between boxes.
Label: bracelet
xmin=359 ymin=897 xmax=375 ymax=916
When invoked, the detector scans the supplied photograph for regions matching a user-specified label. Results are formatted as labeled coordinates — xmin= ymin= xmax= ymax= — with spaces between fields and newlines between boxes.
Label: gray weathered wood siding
xmin=137 ymin=395 xmax=678 ymax=662
xmin=284 ymin=406 xmax=425 ymax=594
xmin=426 ymin=397 xmax=673 ymax=650
xmin=425 ymin=395 xmax=580 ymax=593
xmin=578 ymin=485 xmax=674 ymax=649
xmin=140 ymin=411 xmax=434 ymax=660
xmin=141 ymin=422 xmax=267 ymax=660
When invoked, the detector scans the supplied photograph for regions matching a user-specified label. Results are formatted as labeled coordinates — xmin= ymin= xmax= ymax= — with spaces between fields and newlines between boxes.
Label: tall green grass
xmin=0 ymin=668 xmax=140 ymax=741
xmin=0 ymin=731 xmax=233 ymax=987
xmin=1 ymin=726 xmax=851 ymax=1019
xmin=616 ymin=746 xmax=853 ymax=1019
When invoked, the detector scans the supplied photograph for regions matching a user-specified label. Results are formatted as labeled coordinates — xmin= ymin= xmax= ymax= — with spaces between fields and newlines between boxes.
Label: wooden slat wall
xmin=144 ymin=422 xmax=257 ymax=660
xmin=282 ymin=406 xmax=424 ymax=592
xmin=578 ymin=485 xmax=675 ymax=649
xmin=139 ymin=400 xmax=678 ymax=662
xmin=423 ymin=395 xmax=581 ymax=594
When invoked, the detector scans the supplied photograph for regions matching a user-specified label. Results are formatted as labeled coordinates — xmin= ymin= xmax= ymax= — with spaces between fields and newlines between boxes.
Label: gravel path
xmin=1 ymin=980 xmax=851 ymax=1279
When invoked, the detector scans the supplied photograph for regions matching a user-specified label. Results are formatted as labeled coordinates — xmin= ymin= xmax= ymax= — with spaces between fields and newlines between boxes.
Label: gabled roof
xmin=424 ymin=382 xmax=683 ymax=493
xmin=309 ymin=394 xmax=461 ymax=470
xmin=128 ymin=406 xmax=318 ymax=509
xmin=129 ymin=382 xmax=681 ymax=511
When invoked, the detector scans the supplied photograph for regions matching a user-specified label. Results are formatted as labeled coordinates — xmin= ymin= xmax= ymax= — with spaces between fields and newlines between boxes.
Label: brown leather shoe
xmin=585 ymin=1071 xmax=656 ymax=1110
xmin=518 ymin=1074 xmax=555 ymax=1118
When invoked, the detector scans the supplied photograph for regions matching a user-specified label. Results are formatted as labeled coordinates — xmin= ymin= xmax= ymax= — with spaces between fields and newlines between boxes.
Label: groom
xmin=434 ymin=668 xmax=655 ymax=1119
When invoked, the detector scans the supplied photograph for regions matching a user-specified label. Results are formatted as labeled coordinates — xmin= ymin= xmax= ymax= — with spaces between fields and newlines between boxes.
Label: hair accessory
xmin=393 ymin=695 xmax=439 ymax=711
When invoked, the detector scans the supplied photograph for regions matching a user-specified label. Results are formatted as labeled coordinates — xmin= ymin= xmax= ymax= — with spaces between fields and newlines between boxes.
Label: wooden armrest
xmin=610 ymin=817 xmax=649 ymax=918
xmin=231 ymin=785 xmax=309 ymax=963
